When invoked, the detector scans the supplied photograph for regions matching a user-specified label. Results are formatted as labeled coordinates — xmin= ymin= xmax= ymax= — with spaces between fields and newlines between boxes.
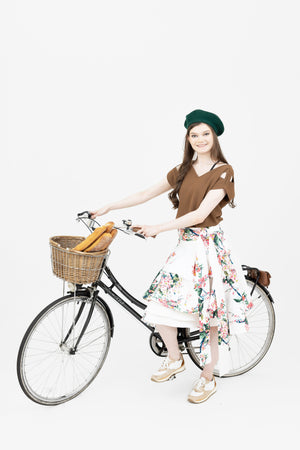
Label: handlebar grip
xmin=77 ymin=211 xmax=91 ymax=218
xmin=135 ymin=232 xmax=146 ymax=239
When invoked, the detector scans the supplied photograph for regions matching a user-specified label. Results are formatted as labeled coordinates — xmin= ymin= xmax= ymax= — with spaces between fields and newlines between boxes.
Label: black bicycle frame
xmin=96 ymin=265 xmax=155 ymax=332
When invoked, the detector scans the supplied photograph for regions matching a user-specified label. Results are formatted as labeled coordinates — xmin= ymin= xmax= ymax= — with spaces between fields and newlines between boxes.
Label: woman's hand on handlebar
xmin=132 ymin=224 xmax=161 ymax=238
xmin=90 ymin=206 xmax=111 ymax=219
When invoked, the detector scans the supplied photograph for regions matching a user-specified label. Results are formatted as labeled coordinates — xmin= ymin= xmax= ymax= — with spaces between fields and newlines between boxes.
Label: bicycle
xmin=17 ymin=212 xmax=276 ymax=405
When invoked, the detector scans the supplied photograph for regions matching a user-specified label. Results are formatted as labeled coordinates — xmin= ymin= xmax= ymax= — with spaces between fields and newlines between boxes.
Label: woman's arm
xmin=134 ymin=188 xmax=226 ymax=237
xmin=90 ymin=176 xmax=172 ymax=218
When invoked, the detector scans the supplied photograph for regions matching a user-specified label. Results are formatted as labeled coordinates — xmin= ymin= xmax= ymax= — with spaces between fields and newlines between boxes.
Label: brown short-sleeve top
xmin=167 ymin=163 xmax=235 ymax=227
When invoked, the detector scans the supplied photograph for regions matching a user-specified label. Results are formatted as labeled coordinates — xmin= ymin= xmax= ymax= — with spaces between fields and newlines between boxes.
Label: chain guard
xmin=149 ymin=332 xmax=168 ymax=357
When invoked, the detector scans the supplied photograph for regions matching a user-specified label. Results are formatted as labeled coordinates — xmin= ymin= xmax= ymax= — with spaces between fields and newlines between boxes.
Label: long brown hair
xmin=168 ymin=122 xmax=236 ymax=209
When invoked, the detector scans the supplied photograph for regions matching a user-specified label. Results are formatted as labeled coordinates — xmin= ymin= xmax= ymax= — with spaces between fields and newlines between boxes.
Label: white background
xmin=1 ymin=0 xmax=298 ymax=448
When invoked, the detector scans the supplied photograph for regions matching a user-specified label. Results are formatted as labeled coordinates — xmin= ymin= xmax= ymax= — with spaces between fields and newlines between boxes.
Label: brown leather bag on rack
xmin=248 ymin=268 xmax=271 ymax=287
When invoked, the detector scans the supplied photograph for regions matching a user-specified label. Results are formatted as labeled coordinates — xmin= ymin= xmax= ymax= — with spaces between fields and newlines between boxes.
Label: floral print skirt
xmin=141 ymin=223 xmax=253 ymax=376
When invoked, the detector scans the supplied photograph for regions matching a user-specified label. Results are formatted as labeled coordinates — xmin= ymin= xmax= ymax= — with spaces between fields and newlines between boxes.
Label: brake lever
xmin=133 ymin=232 xmax=146 ymax=239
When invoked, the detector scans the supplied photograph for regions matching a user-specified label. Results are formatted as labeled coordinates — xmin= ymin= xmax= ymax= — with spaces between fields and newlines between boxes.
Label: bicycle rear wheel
xmin=17 ymin=294 xmax=112 ymax=405
xmin=185 ymin=278 xmax=275 ymax=377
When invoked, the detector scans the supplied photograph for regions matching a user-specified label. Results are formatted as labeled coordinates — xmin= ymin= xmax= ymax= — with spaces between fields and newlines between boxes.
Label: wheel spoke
xmin=185 ymin=279 xmax=275 ymax=376
xmin=77 ymin=331 xmax=108 ymax=351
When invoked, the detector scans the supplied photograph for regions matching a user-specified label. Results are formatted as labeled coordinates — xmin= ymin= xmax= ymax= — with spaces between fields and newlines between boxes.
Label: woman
xmin=91 ymin=109 xmax=252 ymax=404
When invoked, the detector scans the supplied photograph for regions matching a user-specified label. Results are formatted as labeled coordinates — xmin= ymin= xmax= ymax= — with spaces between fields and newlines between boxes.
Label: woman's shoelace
xmin=159 ymin=356 xmax=172 ymax=370
xmin=159 ymin=356 xmax=181 ymax=370
xmin=193 ymin=377 xmax=213 ymax=390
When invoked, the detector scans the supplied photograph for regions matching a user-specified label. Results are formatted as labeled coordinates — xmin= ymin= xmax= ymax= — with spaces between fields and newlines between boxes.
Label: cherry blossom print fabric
xmin=142 ymin=224 xmax=253 ymax=376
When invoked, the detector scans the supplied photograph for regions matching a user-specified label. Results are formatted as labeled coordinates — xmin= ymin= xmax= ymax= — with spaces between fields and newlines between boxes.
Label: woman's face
xmin=188 ymin=123 xmax=214 ymax=156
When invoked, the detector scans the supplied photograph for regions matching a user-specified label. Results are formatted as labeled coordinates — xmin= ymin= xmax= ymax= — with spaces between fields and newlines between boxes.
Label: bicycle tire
xmin=185 ymin=279 xmax=275 ymax=377
xmin=17 ymin=294 xmax=112 ymax=405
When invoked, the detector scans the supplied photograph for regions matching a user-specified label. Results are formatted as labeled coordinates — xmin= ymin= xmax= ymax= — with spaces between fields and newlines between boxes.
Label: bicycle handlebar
xmin=76 ymin=212 xmax=147 ymax=239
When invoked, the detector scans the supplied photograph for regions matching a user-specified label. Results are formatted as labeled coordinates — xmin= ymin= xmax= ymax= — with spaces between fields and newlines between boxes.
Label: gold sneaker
xmin=187 ymin=375 xmax=217 ymax=403
xmin=151 ymin=354 xmax=185 ymax=382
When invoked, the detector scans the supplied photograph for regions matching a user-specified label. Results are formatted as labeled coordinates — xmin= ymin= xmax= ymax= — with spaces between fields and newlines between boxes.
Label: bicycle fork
xmin=60 ymin=286 xmax=98 ymax=354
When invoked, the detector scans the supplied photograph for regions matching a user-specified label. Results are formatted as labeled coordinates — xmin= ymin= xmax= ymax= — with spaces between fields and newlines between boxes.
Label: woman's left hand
xmin=131 ymin=224 xmax=162 ymax=238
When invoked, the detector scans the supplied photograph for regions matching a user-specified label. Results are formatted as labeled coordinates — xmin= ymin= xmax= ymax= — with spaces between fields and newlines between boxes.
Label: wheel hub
xmin=60 ymin=343 xmax=75 ymax=355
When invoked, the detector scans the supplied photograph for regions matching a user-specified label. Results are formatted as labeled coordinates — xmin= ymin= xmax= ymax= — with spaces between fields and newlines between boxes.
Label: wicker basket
xmin=50 ymin=236 xmax=109 ymax=284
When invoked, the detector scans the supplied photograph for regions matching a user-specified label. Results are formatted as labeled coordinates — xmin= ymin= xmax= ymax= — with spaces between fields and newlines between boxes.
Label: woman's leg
xmin=200 ymin=274 xmax=219 ymax=381
xmin=155 ymin=324 xmax=181 ymax=360
xmin=201 ymin=325 xmax=219 ymax=381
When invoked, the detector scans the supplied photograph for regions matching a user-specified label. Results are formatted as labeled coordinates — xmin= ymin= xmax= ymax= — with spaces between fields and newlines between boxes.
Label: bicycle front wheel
xmin=185 ymin=278 xmax=275 ymax=377
xmin=17 ymin=294 xmax=112 ymax=405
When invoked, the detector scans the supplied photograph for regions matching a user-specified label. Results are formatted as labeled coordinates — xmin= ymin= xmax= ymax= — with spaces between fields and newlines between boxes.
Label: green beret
xmin=184 ymin=109 xmax=224 ymax=136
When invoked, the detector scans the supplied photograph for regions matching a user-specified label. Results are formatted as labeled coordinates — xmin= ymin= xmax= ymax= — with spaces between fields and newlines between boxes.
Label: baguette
xmin=86 ymin=228 xmax=118 ymax=252
xmin=85 ymin=232 xmax=112 ymax=252
xmin=104 ymin=221 xmax=115 ymax=233
xmin=72 ymin=225 xmax=107 ymax=252
xmin=107 ymin=228 xmax=118 ymax=247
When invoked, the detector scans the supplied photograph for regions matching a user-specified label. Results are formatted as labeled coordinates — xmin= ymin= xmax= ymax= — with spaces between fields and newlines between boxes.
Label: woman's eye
xmin=191 ymin=133 xmax=209 ymax=137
